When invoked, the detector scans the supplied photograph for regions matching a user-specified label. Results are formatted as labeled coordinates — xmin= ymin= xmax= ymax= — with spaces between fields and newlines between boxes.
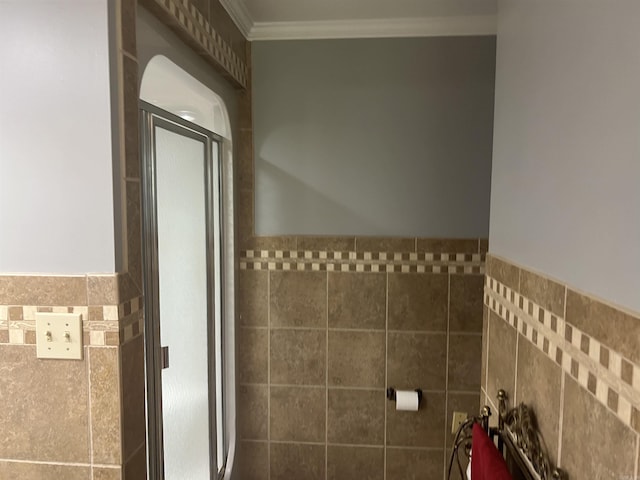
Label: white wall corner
xmin=218 ymin=0 xmax=253 ymax=38
xmin=248 ymin=15 xmax=497 ymax=41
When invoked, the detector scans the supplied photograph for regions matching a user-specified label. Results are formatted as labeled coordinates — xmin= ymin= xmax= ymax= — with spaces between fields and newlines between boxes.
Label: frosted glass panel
xmin=155 ymin=126 xmax=211 ymax=480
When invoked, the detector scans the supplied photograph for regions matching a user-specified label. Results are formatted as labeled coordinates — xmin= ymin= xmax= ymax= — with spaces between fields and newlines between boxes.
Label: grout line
xmin=557 ymin=371 xmax=565 ymax=467
xmin=0 ymin=458 xmax=122 ymax=468
xmin=383 ymin=271 xmax=389 ymax=480
xmin=267 ymin=271 xmax=271 ymax=480
xmin=325 ymin=271 xmax=329 ymax=480
xmin=443 ymin=272 xmax=451 ymax=478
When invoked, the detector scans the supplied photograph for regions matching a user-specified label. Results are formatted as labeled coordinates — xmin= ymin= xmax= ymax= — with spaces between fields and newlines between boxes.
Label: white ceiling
xmin=219 ymin=0 xmax=498 ymax=40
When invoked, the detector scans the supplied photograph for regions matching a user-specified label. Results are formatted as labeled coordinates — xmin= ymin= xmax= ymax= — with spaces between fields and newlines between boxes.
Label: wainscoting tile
xmin=238 ymin=385 xmax=268 ymax=440
xmin=448 ymin=334 xmax=482 ymax=391
xmin=239 ymin=327 xmax=269 ymax=384
xmin=520 ymin=269 xmax=566 ymax=318
xmin=238 ymin=270 xmax=268 ymax=326
xmin=388 ymin=274 xmax=448 ymax=332
xmin=386 ymin=448 xmax=444 ymax=480
xmin=561 ymin=376 xmax=637 ymax=480
xmin=270 ymin=329 xmax=325 ymax=385
xmin=328 ymin=330 xmax=385 ymax=388
xmin=486 ymin=256 xmax=519 ymax=291
xmin=417 ymin=238 xmax=478 ymax=254
xmin=328 ymin=272 xmax=386 ymax=329
xmin=327 ymin=445 xmax=384 ymax=480
xmin=270 ymin=271 xmax=327 ymax=328
xmin=386 ymin=392 xmax=445 ymax=447
xmin=0 ymin=461 xmax=90 ymax=480
xmin=237 ymin=441 xmax=268 ymax=480
xmin=271 ymin=387 xmax=326 ymax=442
xmin=387 ymin=332 xmax=446 ymax=390
xmin=449 ymin=274 xmax=484 ymax=332
xmin=516 ymin=335 xmax=562 ymax=463
xmin=270 ymin=443 xmax=325 ymax=480
xmin=486 ymin=311 xmax=516 ymax=403
xmin=327 ymin=389 xmax=384 ymax=445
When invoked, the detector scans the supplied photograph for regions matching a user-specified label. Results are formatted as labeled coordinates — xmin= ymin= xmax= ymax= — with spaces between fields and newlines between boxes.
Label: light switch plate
xmin=35 ymin=312 xmax=83 ymax=360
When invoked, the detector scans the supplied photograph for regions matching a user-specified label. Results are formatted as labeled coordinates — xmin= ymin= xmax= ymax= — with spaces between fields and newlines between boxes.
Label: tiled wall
xmin=236 ymin=237 xmax=486 ymax=480
xmin=483 ymin=255 xmax=640 ymax=480
xmin=0 ymin=274 xmax=145 ymax=479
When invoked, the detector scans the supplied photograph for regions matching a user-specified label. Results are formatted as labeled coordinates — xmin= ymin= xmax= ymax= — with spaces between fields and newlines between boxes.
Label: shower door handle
xmin=161 ymin=346 xmax=169 ymax=369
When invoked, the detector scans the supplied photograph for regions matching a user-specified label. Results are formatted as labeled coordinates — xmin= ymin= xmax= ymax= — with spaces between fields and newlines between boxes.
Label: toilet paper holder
xmin=386 ymin=387 xmax=423 ymax=405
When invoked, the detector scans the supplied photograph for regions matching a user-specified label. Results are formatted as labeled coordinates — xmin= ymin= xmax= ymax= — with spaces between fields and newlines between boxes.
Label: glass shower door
xmin=141 ymin=104 xmax=224 ymax=480
xmin=155 ymin=125 xmax=211 ymax=480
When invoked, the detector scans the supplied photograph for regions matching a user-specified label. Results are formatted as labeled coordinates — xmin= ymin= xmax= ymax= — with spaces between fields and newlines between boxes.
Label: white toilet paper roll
xmin=395 ymin=390 xmax=419 ymax=411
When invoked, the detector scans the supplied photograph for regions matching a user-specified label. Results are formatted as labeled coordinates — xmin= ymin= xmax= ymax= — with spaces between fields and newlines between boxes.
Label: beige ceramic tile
xmin=520 ymin=268 xmax=566 ymax=317
xmin=238 ymin=270 xmax=268 ymax=326
xmin=566 ymin=289 xmax=640 ymax=365
xmin=89 ymin=347 xmax=122 ymax=465
xmin=270 ymin=386 xmax=326 ymax=442
xmin=388 ymin=274 xmax=448 ymax=331
xmin=270 ymin=271 xmax=327 ymax=328
xmin=480 ymin=306 xmax=489 ymax=391
xmin=121 ymin=335 xmax=146 ymax=460
xmin=449 ymin=274 xmax=484 ymax=332
xmin=386 ymin=392 xmax=445 ymax=447
xmin=237 ymin=189 xmax=255 ymax=247
xmin=93 ymin=466 xmax=122 ymax=480
xmin=0 ymin=345 xmax=90 ymax=462
xmin=386 ymin=448 xmax=444 ymax=480
xmin=417 ymin=238 xmax=478 ymax=253
xmin=123 ymin=57 xmax=140 ymax=180
xmin=239 ymin=327 xmax=269 ymax=384
xmin=448 ymin=334 xmax=482 ymax=391
xmin=486 ymin=311 xmax=517 ymax=402
xmin=328 ymin=272 xmax=386 ymax=329
xmin=120 ymin=0 xmax=136 ymax=56
xmin=0 ymin=461 xmax=90 ymax=480
xmin=328 ymin=330 xmax=385 ymax=388
xmin=238 ymin=385 xmax=268 ymax=440
xmin=270 ymin=329 xmax=325 ymax=385
xmin=247 ymin=236 xmax=297 ymax=251
xmin=236 ymin=441 xmax=268 ymax=480
xmin=561 ymin=376 xmax=637 ymax=479
xmin=327 ymin=389 xmax=385 ymax=445
xmin=270 ymin=443 xmax=325 ymax=480
xmin=479 ymin=238 xmax=489 ymax=254
xmin=327 ymin=445 xmax=384 ymax=480
xmin=356 ymin=237 xmax=415 ymax=253
xmin=125 ymin=180 xmax=142 ymax=289
xmin=387 ymin=332 xmax=447 ymax=390
xmin=87 ymin=275 xmax=119 ymax=305
xmin=516 ymin=337 xmax=562 ymax=463
xmin=298 ymin=236 xmax=356 ymax=251
xmin=486 ymin=255 xmax=520 ymax=292
xmin=0 ymin=275 xmax=87 ymax=306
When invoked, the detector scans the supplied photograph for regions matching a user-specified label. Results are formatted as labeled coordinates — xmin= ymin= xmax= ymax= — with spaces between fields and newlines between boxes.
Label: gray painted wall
xmin=0 ymin=0 xmax=115 ymax=273
xmin=490 ymin=0 xmax=640 ymax=312
xmin=253 ymin=37 xmax=496 ymax=237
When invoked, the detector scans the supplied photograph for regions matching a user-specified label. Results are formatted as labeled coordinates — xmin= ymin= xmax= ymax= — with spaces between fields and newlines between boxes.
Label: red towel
xmin=471 ymin=423 xmax=512 ymax=480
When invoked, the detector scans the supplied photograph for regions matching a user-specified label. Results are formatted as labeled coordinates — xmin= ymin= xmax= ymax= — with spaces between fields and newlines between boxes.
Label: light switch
xmin=35 ymin=312 xmax=83 ymax=360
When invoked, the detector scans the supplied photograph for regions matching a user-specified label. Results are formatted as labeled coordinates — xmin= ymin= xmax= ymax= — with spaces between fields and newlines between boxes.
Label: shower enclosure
xmin=140 ymin=102 xmax=226 ymax=480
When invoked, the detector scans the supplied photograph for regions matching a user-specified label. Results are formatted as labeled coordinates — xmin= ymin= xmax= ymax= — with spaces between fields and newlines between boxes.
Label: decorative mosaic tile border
xmin=240 ymin=250 xmax=485 ymax=274
xmin=0 ymin=297 xmax=144 ymax=347
xmin=485 ymin=276 xmax=640 ymax=433
xmin=147 ymin=0 xmax=248 ymax=88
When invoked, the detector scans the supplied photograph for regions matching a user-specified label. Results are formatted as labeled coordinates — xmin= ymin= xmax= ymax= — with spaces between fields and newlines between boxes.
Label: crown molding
xmin=248 ymin=15 xmax=497 ymax=41
xmin=218 ymin=0 xmax=253 ymax=38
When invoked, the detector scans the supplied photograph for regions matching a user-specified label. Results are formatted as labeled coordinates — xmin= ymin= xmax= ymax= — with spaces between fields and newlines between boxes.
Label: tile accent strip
xmin=485 ymin=275 xmax=640 ymax=433
xmin=240 ymin=250 xmax=485 ymax=274
xmin=0 ymin=296 xmax=144 ymax=346
xmin=140 ymin=0 xmax=248 ymax=88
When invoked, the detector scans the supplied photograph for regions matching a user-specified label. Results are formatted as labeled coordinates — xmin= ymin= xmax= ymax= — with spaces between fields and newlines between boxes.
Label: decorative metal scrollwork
xmin=498 ymin=389 xmax=567 ymax=480
xmin=447 ymin=390 xmax=567 ymax=480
